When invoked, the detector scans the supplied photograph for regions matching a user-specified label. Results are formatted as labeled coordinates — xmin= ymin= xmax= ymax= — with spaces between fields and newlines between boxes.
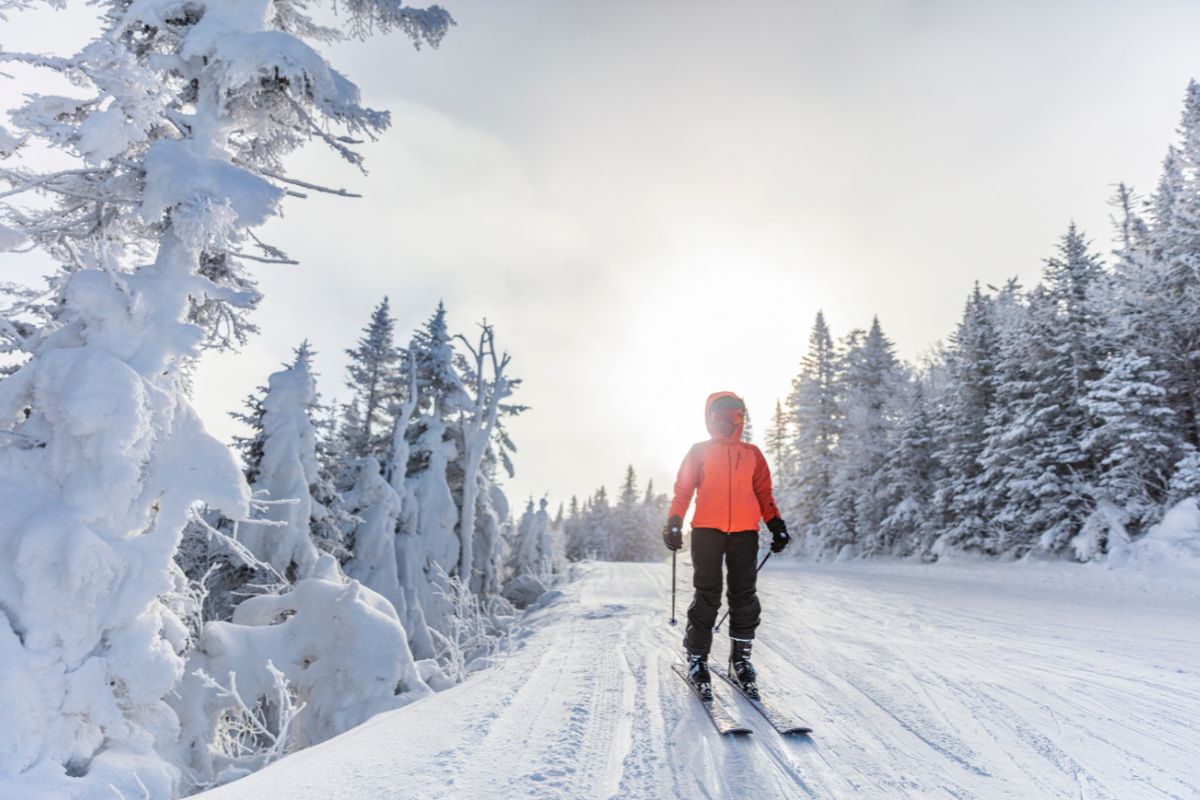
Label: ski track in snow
xmin=200 ymin=561 xmax=1200 ymax=800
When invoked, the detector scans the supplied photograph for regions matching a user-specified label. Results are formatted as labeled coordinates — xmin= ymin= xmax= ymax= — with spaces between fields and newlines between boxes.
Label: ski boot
xmin=729 ymin=639 xmax=760 ymax=700
xmin=687 ymin=653 xmax=713 ymax=701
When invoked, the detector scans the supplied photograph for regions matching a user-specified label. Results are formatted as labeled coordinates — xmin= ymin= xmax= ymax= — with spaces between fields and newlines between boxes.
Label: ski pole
xmin=713 ymin=550 xmax=772 ymax=633
xmin=669 ymin=549 xmax=678 ymax=626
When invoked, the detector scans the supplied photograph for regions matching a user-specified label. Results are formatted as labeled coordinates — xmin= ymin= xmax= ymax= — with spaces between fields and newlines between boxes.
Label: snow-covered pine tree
xmin=930 ymin=284 xmax=1002 ymax=555
xmin=405 ymin=412 xmax=460 ymax=629
xmin=231 ymin=345 xmax=353 ymax=562
xmin=563 ymin=495 xmax=585 ymax=561
xmin=238 ymin=343 xmax=324 ymax=579
xmin=411 ymin=301 xmax=468 ymax=418
xmin=1082 ymin=352 xmax=1180 ymax=542
xmin=586 ymin=486 xmax=614 ymax=560
xmin=341 ymin=297 xmax=403 ymax=462
xmin=783 ymin=311 xmax=839 ymax=553
xmin=612 ymin=465 xmax=654 ymax=560
xmin=764 ymin=399 xmax=791 ymax=487
xmin=1144 ymin=82 xmax=1200 ymax=452
xmin=399 ymin=304 xmax=469 ymax=596
xmin=879 ymin=379 xmax=939 ymax=556
xmin=821 ymin=318 xmax=904 ymax=557
xmin=507 ymin=496 xmax=552 ymax=580
xmin=976 ymin=229 xmax=1106 ymax=556
xmin=0 ymin=2 xmax=450 ymax=794
xmin=343 ymin=455 xmax=406 ymax=613
xmin=339 ymin=328 xmax=435 ymax=656
xmin=618 ymin=465 xmax=638 ymax=558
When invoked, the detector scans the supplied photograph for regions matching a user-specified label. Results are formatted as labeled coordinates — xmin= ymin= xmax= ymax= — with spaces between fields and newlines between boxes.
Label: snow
xmin=0 ymin=123 xmax=19 ymax=155
xmin=141 ymin=139 xmax=284 ymax=229
xmin=0 ymin=221 xmax=28 ymax=251
xmin=1109 ymin=497 xmax=1200 ymax=575
xmin=176 ymin=556 xmax=430 ymax=781
xmin=195 ymin=558 xmax=1200 ymax=799
xmin=0 ymin=336 xmax=250 ymax=798
xmin=240 ymin=352 xmax=322 ymax=579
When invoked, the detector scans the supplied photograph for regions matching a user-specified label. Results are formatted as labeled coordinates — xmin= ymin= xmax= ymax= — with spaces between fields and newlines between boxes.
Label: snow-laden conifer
xmin=0 ymin=1 xmax=450 ymax=793
xmin=783 ymin=312 xmax=839 ymax=552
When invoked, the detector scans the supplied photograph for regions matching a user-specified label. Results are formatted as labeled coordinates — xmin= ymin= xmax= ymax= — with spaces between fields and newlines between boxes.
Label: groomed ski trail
xmin=200 ymin=560 xmax=1200 ymax=800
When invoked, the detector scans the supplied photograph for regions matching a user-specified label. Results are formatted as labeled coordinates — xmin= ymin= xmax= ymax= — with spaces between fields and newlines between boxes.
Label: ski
xmin=710 ymin=663 xmax=813 ymax=735
xmin=670 ymin=663 xmax=752 ymax=735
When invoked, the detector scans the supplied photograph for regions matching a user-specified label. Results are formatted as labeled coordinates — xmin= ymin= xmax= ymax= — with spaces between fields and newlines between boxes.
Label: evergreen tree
xmin=823 ymin=318 xmax=903 ymax=556
xmin=342 ymin=298 xmax=402 ymax=461
xmin=1143 ymin=83 xmax=1200 ymax=452
xmin=588 ymin=486 xmax=614 ymax=560
xmin=765 ymin=399 xmax=790 ymax=479
xmin=410 ymin=301 xmax=468 ymax=418
xmin=930 ymin=283 xmax=1002 ymax=554
xmin=239 ymin=343 xmax=327 ymax=580
xmin=1083 ymin=353 xmax=1181 ymax=536
xmin=508 ymin=497 xmax=549 ymax=579
xmin=564 ymin=495 xmax=586 ymax=561
xmin=976 ymin=229 xmax=1106 ymax=555
xmin=783 ymin=312 xmax=839 ymax=551
xmin=880 ymin=380 xmax=939 ymax=556
xmin=613 ymin=465 xmax=642 ymax=559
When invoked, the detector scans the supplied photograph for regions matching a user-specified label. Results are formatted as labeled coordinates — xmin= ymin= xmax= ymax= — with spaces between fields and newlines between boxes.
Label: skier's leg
xmin=724 ymin=530 xmax=762 ymax=643
xmin=684 ymin=528 xmax=725 ymax=657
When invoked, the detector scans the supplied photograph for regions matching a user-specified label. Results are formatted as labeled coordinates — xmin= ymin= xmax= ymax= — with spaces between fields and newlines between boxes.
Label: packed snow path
xmin=203 ymin=560 xmax=1200 ymax=799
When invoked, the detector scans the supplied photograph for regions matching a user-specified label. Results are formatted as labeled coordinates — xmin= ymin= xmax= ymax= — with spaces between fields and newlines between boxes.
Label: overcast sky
xmin=6 ymin=0 xmax=1200 ymax=509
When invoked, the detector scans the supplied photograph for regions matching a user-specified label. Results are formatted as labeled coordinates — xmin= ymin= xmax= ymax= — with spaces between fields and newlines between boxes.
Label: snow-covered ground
xmin=200 ymin=558 xmax=1200 ymax=800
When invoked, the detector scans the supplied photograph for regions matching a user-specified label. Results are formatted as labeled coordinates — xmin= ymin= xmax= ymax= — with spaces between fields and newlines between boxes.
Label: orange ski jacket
xmin=669 ymin=391 xmax=782 ymax=533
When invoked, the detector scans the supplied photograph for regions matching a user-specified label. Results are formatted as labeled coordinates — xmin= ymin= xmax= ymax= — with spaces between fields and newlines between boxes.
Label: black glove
xmin=766 ymin=517 xmax=790 ymax=553
xmin=663 ymin=515 xmax=683 ymax=551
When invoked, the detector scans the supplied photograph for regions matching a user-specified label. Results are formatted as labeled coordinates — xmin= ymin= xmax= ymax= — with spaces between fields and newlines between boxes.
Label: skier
xmin=663 ymin=391 xmax=790 ymax=700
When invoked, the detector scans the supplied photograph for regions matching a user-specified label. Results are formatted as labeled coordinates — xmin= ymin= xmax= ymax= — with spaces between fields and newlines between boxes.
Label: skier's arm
xmin=668 ymin=445 xmax=701 ymax=521
xmin=751 ymin=446 xmax=782 ymax=524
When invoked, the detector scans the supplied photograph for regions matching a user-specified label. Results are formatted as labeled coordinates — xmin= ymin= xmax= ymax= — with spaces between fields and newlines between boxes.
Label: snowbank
xmin=1109 ymin=497 xmax=1200 ymax=576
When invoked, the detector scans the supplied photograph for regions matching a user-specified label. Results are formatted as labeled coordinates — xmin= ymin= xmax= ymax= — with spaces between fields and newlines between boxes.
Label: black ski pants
xmin=684 ymin=527 xmax=761 ymax=656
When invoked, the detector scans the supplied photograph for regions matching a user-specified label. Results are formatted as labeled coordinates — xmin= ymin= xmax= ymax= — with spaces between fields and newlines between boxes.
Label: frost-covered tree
xmin=612 ymin=465 xmax=641 ymax=559
xmin=764 ymin=399 xmax=790 ymax=482
xmin=879 ymin=380 xmax=938 ymax=556
xmin=342 ymin=298 xmax=403 ymax=461
xmin=1145 ymin=82 xmax=1200 ymax=450
xmin=563 ymin=495 xmax=585 ymax=560
xmin=930 ymin=283 xmax=1002 ymax=553
xmin=973 ymin=229 xmax=1106 ymax=556
xmin=822 ymin=318 xmax=904 ymax=557
xmin=578 ymin=486 xmax=614 ymax=560
xmin=560 ymin=469 xmax=668 ymax=563
xmin=411 ymin=301 xmax=467 ymax=418
xmin=451 ymin=319 xmax=523 ymax=592
xmin=783 ymin=312 xmax=839 ymax=551
xmin=0 ymin=1 xmax=451 ymax=794
xmin=1083 ymin=353 xmax=1181 ymax=535
xmin=507 ymin=496 xmax=555 ymax=581
xmin=238 ymin=343 xmax=326 ymax=579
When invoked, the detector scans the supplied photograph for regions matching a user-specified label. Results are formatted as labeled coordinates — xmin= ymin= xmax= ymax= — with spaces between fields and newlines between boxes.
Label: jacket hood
xmin=705 ymin=391 xmax=745 ymax=442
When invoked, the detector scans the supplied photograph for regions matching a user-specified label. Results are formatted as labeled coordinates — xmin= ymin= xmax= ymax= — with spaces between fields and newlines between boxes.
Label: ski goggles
xmin=708 ymin=407 xmax=745 ymax=426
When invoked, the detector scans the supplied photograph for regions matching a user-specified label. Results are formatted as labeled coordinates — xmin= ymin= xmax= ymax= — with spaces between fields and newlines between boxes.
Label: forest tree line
xmin=767 ymin=84 xmax=1200 ymax=562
